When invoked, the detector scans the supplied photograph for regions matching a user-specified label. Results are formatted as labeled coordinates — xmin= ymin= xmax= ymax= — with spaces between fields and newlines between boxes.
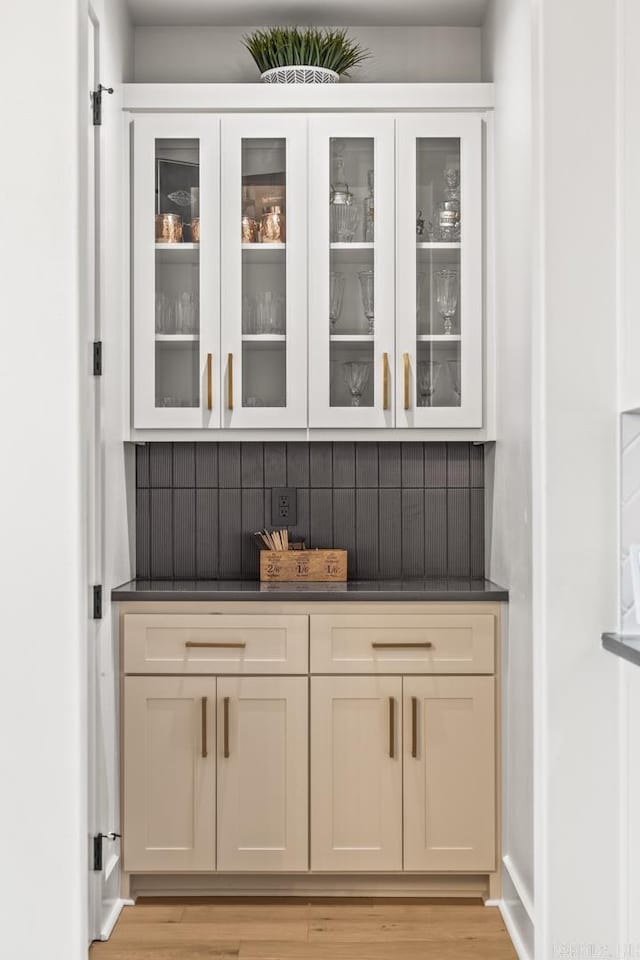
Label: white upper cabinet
xmin=396 ymin=115 xmax=483 ymax=428
xmin=220 ymin=116 xmax=308 ymax=428
xmin=133 ymin=115 xmax=220 ymax=429
xmin=308 ymin=116 xmax=395 ymax=428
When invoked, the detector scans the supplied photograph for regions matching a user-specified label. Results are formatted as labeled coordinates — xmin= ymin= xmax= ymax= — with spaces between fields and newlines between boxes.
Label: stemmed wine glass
xmin=330 ymin=272 xmax=345 ymax=331
xmin=447 ymin=359 xmax=461 ymax=404
xmin=343 ymin=361 xmax=371 ymax=407
xmin=435 ymin=269 xmax=458 ymax=335
xmin=358 ymin=270 xmax=375 ymax=335
xmin=417 ymin=361 xmax=441 ymax=407
xmin=416 ymin=273 xmax=430 ymax=334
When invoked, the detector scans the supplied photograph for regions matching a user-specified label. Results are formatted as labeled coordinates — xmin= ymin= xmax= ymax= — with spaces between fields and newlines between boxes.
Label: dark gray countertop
xmin=112 ymin=578 xmax=508 ymax=602
xmin=602 ymin=632 xmax=640 ymax=668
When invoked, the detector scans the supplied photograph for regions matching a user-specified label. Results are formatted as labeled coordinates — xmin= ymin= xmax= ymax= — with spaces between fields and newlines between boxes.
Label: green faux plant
xmin=242 ymin=27 xmax=371 ymax=77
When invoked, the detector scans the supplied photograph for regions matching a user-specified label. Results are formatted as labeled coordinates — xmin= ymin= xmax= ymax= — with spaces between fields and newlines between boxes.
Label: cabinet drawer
xmin=124 ymin=614 xmax=308 ymax=674
xmin=310 ymin=614 xmax=495 ymax=674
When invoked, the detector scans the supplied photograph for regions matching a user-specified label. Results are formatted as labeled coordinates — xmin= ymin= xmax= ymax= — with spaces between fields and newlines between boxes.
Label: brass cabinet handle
xmin=185 ymin=641 xmax=247 ymax=649
xmin=388 ymin=697 xmax=395 ymax=759
xmin=201 ymin=697 xmax=208 ymax=759
xmin=403 ymin=353 xmax=410 ymax=410
xmin=223 ymin=696 xmax=230 ymax=758
xmin=411 ymin=696 xmax=418 ymax=759
xmin=382 ymin=352 xmax=390 ymax=411
xmin=371 ymin=641 xmax=433 ymax=649
xmin=207 ymin=353 xmax=213 ymax=411
xmin=227 ymin=353 xmax=233 ymax=410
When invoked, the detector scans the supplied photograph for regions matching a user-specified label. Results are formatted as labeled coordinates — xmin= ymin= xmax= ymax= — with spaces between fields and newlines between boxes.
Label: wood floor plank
xmin=239 ymin=940 xmax=517 ymax=960
xmin=110 ymin=921 xmax=308 ymax=945
xmin=117 ymin=904 xmax=185 ymax=924
xmin=91 ymin=944 xmax=239 ymax=960
xmin=181 ymin=904 xmax=311 ymax=923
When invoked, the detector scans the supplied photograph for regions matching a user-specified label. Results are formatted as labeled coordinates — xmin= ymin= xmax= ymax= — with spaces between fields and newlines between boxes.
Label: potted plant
xmin=242 ymin=27 xmax=371 ymax=84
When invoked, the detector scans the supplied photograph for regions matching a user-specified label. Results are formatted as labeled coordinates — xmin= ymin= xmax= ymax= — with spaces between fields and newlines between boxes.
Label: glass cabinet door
xmin=133 ymin=116 xmax=220 ymax=429
xmin=308 ymin=117 xmax=395 ymax=428
xmin=396 ymin=116 xmax=482 ymax=428
xmin=220 ymin=116 xmax=307 ymax=428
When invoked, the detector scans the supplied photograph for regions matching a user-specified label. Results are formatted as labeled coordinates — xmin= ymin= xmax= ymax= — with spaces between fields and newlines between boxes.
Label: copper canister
xmin=260 ymin=204 xmax=285 ymax=243
xmin=155 ymin=213 xmax=183 ymax=243
xmin=241 ymin=216 xmax=259 ymax=243
xmin=191 ymin=217 xmax=200 ymax=243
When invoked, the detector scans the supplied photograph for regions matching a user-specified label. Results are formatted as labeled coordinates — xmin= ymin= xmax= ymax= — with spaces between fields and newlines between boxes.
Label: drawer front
xmin=310 ymin=614 xmax=495 ymax=674
xmin=124 ymin=614 xmax=309 ymax=674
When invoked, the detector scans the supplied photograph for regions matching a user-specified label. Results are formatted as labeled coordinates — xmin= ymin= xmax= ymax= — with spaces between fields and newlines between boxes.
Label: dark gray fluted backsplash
xmin=135 ymin=442 xmax=484 ymax=580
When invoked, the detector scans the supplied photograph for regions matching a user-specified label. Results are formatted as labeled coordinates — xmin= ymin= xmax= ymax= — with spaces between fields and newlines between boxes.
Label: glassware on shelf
xmin=175 ymin=292 xmax=198 ymax=334
xmin=358 ymin=270 xmax=375 ymax=335
xmin=447 ymin=359 xmax=461 ymax=402
xmin=416 ymin=272 xmax=430 ymax=334
xmin=329 ymin=272 xmax=345 ymax=330
xmin=432 ymin=163 xmax=461 ymax=242
xmin=255 ymin=291 xmax=285 ymax=334
xmin=417 ymin=360 xmax=441 ymax=407
xmin=435 ymin=268 xmax=458 ymax=335
xmin=332 ymin=204 xmax=360 ymax=243
xmin=363 ymin=169 xmax=375 ymax=242
xmin=155 ymin=291 xmax=170 ymax=333
xmin=343 ymin=361 xmax=371 ymax=407
xmin=416 ymin=210 xmax=425 ymax=239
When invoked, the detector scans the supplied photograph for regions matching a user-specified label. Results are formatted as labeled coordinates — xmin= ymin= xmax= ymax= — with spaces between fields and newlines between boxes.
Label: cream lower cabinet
xmin=310 ymin=676 xmax=403 ymax=871
xmin=217 ymin=677 xmax=308 ymax=872
xmin=124 ymin=677 xmax=217 ymax=872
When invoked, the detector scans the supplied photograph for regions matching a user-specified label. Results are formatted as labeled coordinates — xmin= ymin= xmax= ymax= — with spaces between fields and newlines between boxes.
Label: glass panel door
xmin=133 ymin=116 xmax=220 ymax=429
xmin=221 ymin=116 xmax=307 ymax=428
xmin=309 ymin=117 xmax=395 ymax=429
xmin=396 ymin=116 xmax=483 ymax=428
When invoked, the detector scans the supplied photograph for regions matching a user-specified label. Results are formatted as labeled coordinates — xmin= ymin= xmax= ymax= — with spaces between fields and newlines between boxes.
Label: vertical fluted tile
xmin=195 ymin=444 xmax=218 ymax=487
xmin=333 ymin=489 xmax=356 ymax=574
xmin=241 ymin=443 xmax=264 ymax=488
xmin=425 ymin=489 xmax=448 ymax=576
xmin=402 ymin=443 xmax=424 ymax=487
xmin=470 ymin=488 xmax=485 ymax=578
xmin=136 ymin=444 xmax=150 ymax=489
xmin=310 ymin=489 xmax=333 ymax=549
xmin=310 ymin=443 xmax=333 ymax=487
xmin=264 ymin=442 xmax=287 ymax=487
xmin=219 ymin=443 xmax=241 ymax=487
xmin=288 ymin=488 xmax=310 ymax=548
xmin=196 ymin=489 xmax=218 ymax=578
xmin=136 ymin=488 xmax=150 ymax=577
xmin=356 ymin=443 xmax=378 ymax=487
xmin=378 ymin=443 xmax=401 ymax=487
xmin=333 ymin=443 xmax=355 ymax=487
xmin=470 ymin=443 xmax=484 ymax=487
xmin=356 ymin=489 xmax=379 ymax=578
xmin=173 ymin=488 xmax=196 ymax=577
xmin=447 ymin=488 xmax=470 ymax=576
xmin=287 ymin=443 xmax=310 ymax=486
xmin=402 ymin=489 xmax=425 ymax=577
xmin=241 ymin=488 xmax=264 ymax=578
xmin=447 ymin=442 xmax=470 ymax=487
xmin=424 ymin=443 xmax=447 ymax=487
xmin=150 ymin=488 xmax=173 ymax=578
xmin=218 ymin=489 xmax=242 ymax=578
xmin=173 ymin=443 xmax=195 ymax=488
xmin=150 ymin=442 xmax=172 ymax=487
xmin=379 ymin=489 xmax=402 ymax=577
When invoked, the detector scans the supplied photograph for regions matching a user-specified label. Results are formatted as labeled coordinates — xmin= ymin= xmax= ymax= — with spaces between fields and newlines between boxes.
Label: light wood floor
xmin=90 ymin=898 xmax=517 ymax=959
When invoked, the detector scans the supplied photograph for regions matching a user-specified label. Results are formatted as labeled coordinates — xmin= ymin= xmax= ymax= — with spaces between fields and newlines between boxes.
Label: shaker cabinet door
xmin=132 ymin=115 xmax=221 ymax=428
xmin=310 ymin=676 xmax=402 ymax=871
xmin=403 ymin=676 xmax=495 ymax=871
xmin=123 ymin=676 xmax=216 ymax=872
xmin=217 ymin=677 xmax=309 ymax=871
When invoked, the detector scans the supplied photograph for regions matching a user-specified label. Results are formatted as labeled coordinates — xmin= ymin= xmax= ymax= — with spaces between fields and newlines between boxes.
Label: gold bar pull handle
xmin=371 ymin=641 xmax=433 ymax=649
xmin=201 ymin=697 xmax=208 ymax=759
xmin=223 ymin=696 xmax=230 ymax=758
xmin=382 ymin=352 xmax=390 ymax=411
xmin=185 ymin=641 xmax=247 ymax=649
xmin=411 ymin=696 xmax=418 ymax=759
xmin=227 ymin=353 xmax=233 ymax=410
xmin=388 ymin=697 xmax=396 ymax=759
xmin=403 ymin=353 xmax=410 ymax=410
xmin=207 ymin=353 xmax=213 ymax=411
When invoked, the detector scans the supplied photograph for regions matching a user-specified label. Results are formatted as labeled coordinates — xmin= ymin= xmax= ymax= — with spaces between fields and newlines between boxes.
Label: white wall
xmin=481 ymin=2 xmax=534 ymax=957
xmin=533 ymin=0 xmax=621 ymax=957
xmin=133 ymin=25 xmax=482 ymax=82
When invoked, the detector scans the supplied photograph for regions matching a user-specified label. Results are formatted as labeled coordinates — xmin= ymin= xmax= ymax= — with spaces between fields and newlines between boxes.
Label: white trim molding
xmin=99 ymin=898 xmax=131 ymax=942
xmin=498 ymin=855 xmax=535 ymax=960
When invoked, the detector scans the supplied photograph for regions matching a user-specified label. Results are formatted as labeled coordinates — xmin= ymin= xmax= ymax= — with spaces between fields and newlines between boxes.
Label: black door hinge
xmin=92 ymin=584 xmax=103 ymax=620
xmin=93 ymin=832 xmax=121 ymax=871
xmin=93 ymin=340 xmax=102 ymax=376
xmin=91 ymin=84 xmax=113 ymax=126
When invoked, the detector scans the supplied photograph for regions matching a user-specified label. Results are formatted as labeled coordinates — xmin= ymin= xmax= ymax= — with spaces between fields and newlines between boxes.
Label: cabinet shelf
xmin=416 ymin=242 xmax=461 ymax=250
xmin=155 ymin=243 xmax=200 ymax=264
xmin=330 ymin=334 xmax=374 ymax=342
xmin=242 ymin=334 xmax=286 ymax=342
xmin=417 ymin=334 xmax=462 ymax=342
xmin=155 ymin=334 xmax=199 ymax=342
xmin=330 ymin=242 xmax=374 ymax=264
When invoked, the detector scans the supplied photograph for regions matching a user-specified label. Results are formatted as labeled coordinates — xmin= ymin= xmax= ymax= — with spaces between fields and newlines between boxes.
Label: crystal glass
xmin=175 ymin=292 xmax=198 ymax=334
xmin=417 ymin=360 xmax=441 ymax=407
xmin=255 ymin=291 xmax=285 ymax=334
xmin=435 ymin=269 xmax=458 ymax=335
xmin=155 ymin=291 xmax=170 ymax=333
xmin=416 ymin=273 xmax=430 ymax=334
xmin=447 ymin=359 xmax=461 ymax=402
xmin=358 ymin=270 xmax=375 ymax=335
xmin=343 ymin=361 xmax=371 ymax=407
xmin=329 ymin=272 xmax=345 ymax=330
xmin=331 ymin=203 xmax=360 ymax=243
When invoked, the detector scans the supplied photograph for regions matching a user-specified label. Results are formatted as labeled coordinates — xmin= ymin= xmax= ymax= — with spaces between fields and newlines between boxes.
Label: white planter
xmin=260 ymin=66 xmax=339 ymax=84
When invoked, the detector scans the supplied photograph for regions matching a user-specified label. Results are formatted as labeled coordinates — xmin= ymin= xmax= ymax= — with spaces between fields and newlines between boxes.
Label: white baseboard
xmin=498 ymin=898 xmax=533 ymax=960
xmin=503 ymin=854 xmax=534 ymax=923
xmin=99 ymin=898 xmax=130 ymax=941
xmin=497 ymin=855 xmax=535 ymax=960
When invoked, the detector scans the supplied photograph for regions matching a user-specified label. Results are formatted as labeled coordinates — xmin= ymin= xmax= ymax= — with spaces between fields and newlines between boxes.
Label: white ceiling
xmin=127 ymin=0 xmax=489 ymax=28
